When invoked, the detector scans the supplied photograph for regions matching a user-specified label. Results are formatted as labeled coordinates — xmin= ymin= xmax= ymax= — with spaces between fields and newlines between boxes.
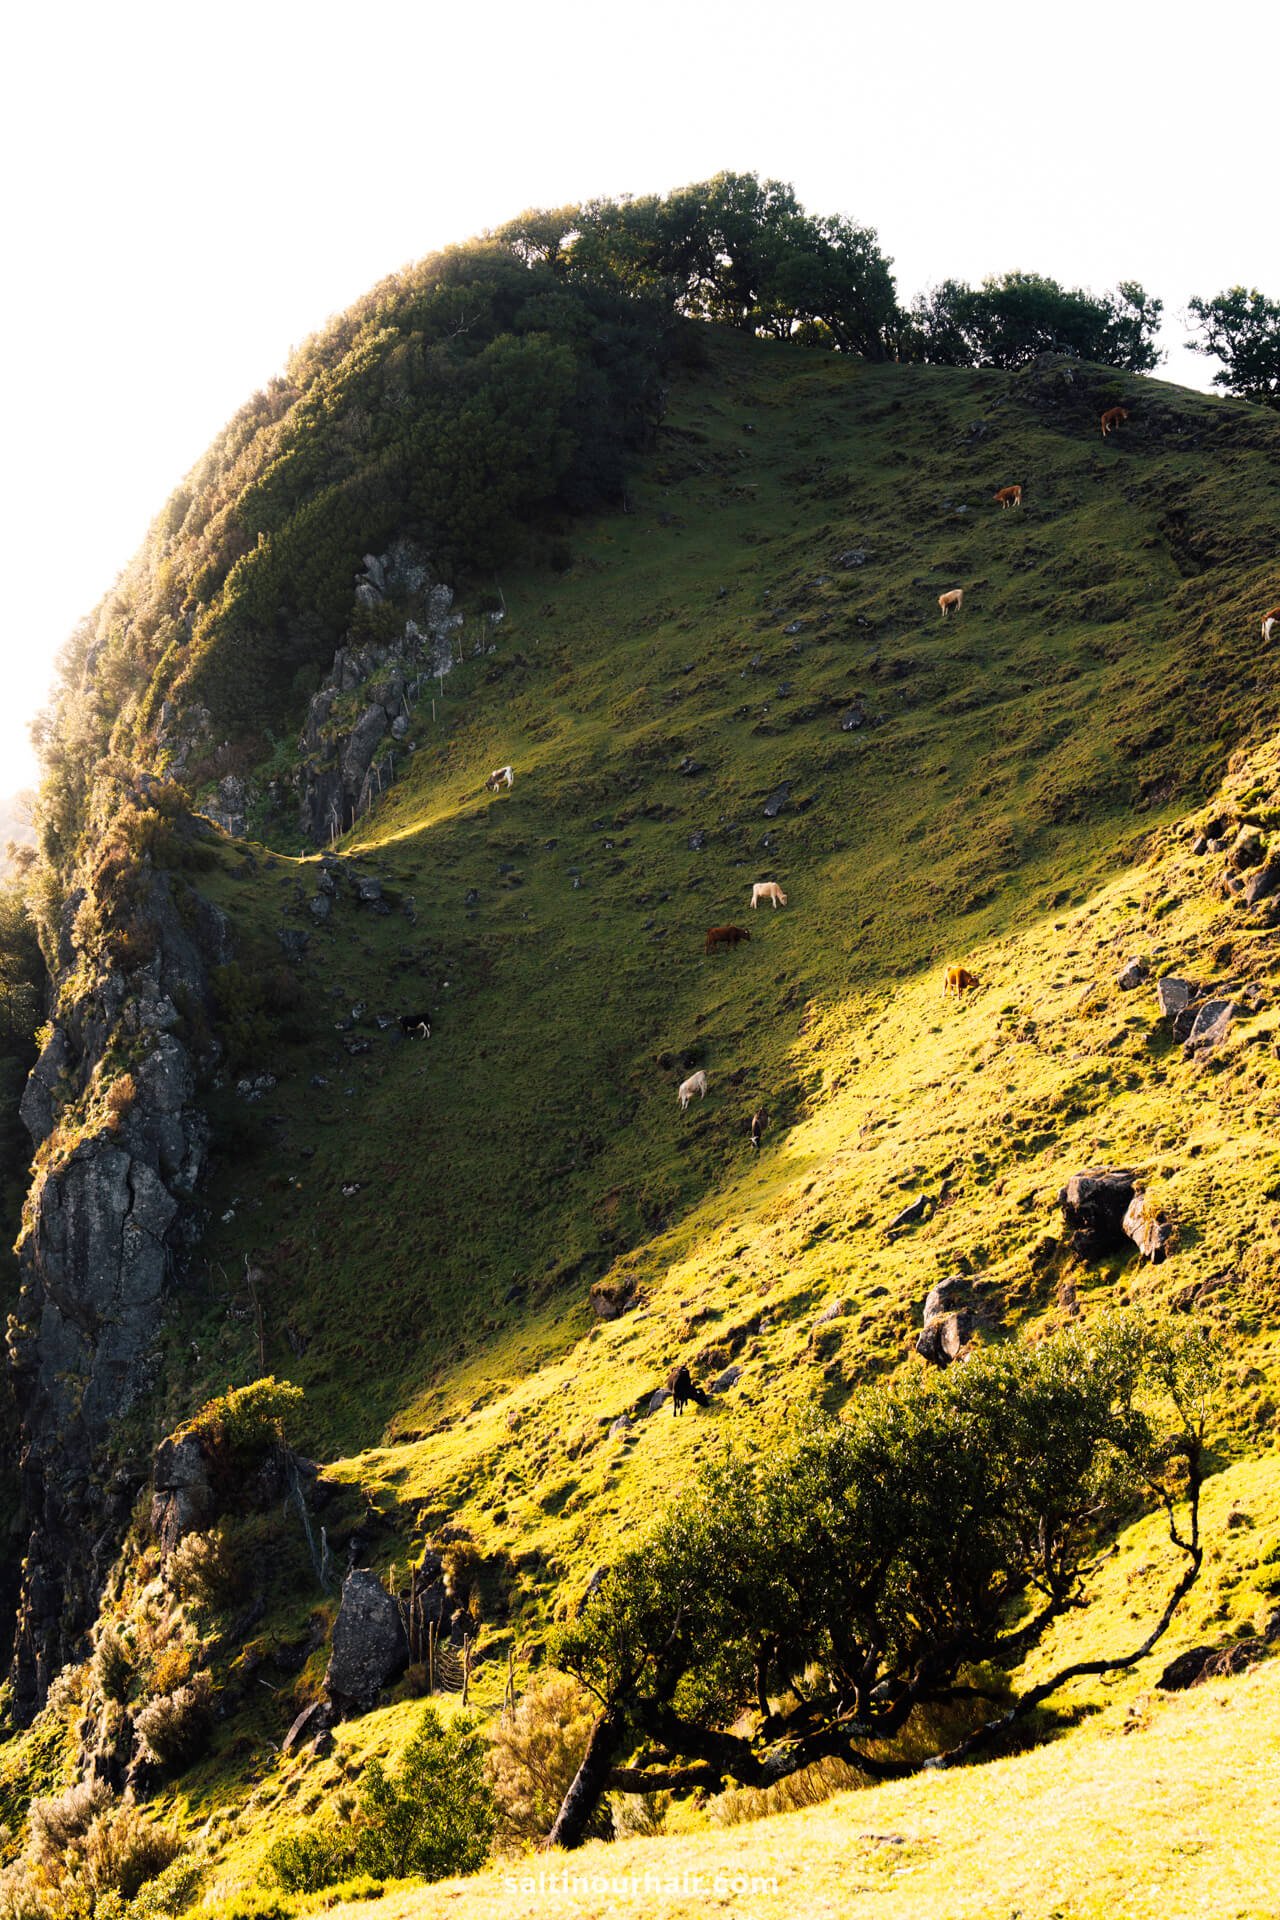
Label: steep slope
xmin=7 ymin=323 xmax=1280 ymax=1902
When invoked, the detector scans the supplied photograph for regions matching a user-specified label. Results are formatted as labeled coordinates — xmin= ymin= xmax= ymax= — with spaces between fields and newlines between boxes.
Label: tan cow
xmin=993 ymin=485 xmax=1022 ymax=510
xmin=943 ymin=965 xmax=979 ymax=998
xmin=938 ymin=588 xmax=964 ymax=620
xmin=1100 ymin=406 xmax=1129 ymax=438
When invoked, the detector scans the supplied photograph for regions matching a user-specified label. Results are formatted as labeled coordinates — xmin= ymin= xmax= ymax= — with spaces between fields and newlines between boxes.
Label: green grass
xmin=17 ymin=329 xmax=1280 ymax=1897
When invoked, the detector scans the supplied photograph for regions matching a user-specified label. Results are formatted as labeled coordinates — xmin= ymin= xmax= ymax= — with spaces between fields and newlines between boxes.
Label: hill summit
xmin=4 ymin=194 xmax=1280 ymax=1914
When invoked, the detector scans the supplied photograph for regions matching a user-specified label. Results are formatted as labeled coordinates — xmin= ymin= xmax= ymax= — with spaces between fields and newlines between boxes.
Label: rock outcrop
xmin=296 ymin=543 xmax=496 ymax=844
xmin=7 ymin=828 xmax=232 ymax=1721
xmin=1058 ymin=1169 xmax=1175 ymax=1265
xmin=324 ymin=1570 xmax=410 ymax=1713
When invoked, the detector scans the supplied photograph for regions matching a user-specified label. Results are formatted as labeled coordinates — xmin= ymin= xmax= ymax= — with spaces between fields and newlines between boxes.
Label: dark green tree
xmin=1187 ymin=287 xmax=1280 ymax=408
xmin=908 ymin=273 xmax=1162 ymax=372
xmin=548 ymin=1316 xmax=1212 ymax=1848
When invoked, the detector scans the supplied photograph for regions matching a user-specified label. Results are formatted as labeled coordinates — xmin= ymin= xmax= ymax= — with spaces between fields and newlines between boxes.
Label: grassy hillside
xmin=11 ymin=326 xmax=1280 ymax=1908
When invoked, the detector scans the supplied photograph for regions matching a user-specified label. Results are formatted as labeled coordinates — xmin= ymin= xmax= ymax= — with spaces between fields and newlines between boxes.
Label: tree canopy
xmin=1187 ymin=287 xmax=1280 ymax=408
xmin=548 ymin=1315 xmax=1212 ymax=1848
xmin=907 ymin=273 xmax=1163 ymax=372
xmin=496 ymin=172 xmax=899 ymax=359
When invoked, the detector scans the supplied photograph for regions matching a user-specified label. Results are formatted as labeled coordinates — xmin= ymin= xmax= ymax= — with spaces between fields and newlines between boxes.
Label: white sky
xmin=2 ymin=0 xmax=1274 ymax=796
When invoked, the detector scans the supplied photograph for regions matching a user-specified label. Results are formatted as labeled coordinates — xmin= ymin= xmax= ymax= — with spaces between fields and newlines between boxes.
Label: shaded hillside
xmin=7 ymin=316 xmax=1280 ymax=1909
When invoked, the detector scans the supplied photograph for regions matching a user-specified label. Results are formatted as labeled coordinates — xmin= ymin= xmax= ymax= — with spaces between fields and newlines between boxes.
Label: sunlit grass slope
xmin=125 ymin=329 xmax=1280 ymax=1871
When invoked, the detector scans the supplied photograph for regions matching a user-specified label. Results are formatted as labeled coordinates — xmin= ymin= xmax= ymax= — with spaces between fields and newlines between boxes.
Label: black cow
xmin=668 ymin=1363 xmax=710 ymax=1416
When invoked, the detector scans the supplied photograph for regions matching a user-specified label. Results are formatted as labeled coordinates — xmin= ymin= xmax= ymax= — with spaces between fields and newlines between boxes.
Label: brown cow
xmin=994 ymin=484 xmax=1022 ymax=510
xmin=750 ymin=1108 xmax=768 ymax=1151
xmin=943 ymin=964 xmax=979 ymax=998
xmin=1100 ymin=406 xmax=1129 ymax=439
xmin=938 ymin=588 xmax=964 ymax=619
xmin=705 ymin=924 xmax=751 ymax=954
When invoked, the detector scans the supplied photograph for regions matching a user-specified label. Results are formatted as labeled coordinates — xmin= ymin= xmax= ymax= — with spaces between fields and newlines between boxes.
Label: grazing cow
xmin=993 ymin=485 xmax=1022 ymax=510
xmin=668 ymin=1363 xmax=710 ymax=1415
xmin=485 ymin=765 xmax=514 ymax=792
xmin=1100 ymin=406 xmax=1129 ymax=439
xmin=750 ymin=881 xmax=788 ymax=910
xmin=705 ymin=924 xmax=751 ymax=954
xmin=678 ymin=1069 xmax=708 ymax=1109
xmin=1262 ymin=606 xmax=1280 ymax=643
xmin=938 ymin=588 xmax=964 ymax=619
xmin=750 ymin=1108 xmax=768 ymax=1151
xmin=398 ymin=1014 xmax=431 ymax=1038
xmin=943 ymin=965 xmax=979 ymax=998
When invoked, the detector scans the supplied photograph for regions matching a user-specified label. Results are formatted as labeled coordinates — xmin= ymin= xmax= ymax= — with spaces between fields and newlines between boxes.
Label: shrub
xmin=93 ymin=1625 xmax=135 ymax=1706
xmin=134 ymin=1671 xmax=214 ymax=1769
xmin=267 ymin=1705 xmax=496 ymax=1891
xmin=486 ymin=1673 xmax=601 ymax=1844
xmin=164 ymin=1525 xmax=249 ymax=1611
xmin=104 ymin=1073 xmax=137 ymax=1119
xmin=7 ymin=1785 xmax=183 ymax=1914
xmin=182 ymin=1377 xmax=303 ymax=1462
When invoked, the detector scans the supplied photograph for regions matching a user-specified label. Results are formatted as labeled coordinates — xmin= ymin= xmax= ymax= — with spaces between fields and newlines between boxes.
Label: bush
xmin=93 ymin=1625 xmax=135 ymax=1706
xmin=267 ymin=1705 xmax=496 ymax=1891
xmin=182 ymin=1377 xmax=303 ymax=1462
xmin=4 ymin=1785 xmax=183 ymax=1915
xmin=486 ymin=1673 xmax=601 ymax=1844
xmin=164 ymin=1525 xmax=249 ymax=1611
xmin=134 ymin=1671 xmax=214 ymax=1769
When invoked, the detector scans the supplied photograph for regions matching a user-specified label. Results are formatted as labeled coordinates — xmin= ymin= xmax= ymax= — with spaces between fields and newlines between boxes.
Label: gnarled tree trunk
xmin=545 ymin=1705 xmax=628 ymax=1850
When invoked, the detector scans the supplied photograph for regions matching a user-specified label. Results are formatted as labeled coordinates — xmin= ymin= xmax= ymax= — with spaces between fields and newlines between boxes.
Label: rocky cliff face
xmin=296 ymin=544 xmax=492 ymax=845
xmin=7 ymin=844 xmax=230 ymax=1720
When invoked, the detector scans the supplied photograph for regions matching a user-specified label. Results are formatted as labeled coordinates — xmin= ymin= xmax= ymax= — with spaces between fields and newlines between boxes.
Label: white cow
xmin=678 ymin=1070 xmax=708 ymax=1110
xmin=750 ymin=881 xmax=788 ymax=910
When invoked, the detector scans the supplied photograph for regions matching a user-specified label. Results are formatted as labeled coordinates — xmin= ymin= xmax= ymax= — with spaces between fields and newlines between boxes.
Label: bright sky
xmin=3 ymin=0 xmax=1273 ymax=796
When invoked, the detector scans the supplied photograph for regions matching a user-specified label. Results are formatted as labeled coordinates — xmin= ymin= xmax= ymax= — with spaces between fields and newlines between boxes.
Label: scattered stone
xmin=763 ymin=783 xmax=793 ymax=819
xmin=281 ymin=1701 xmax=333 ymax=1756
xmin=1244 ymin=860 xmax=1280 ymax=907
xmin=1231 ymin=827 xmax=1265 ymax=870
xmin=711 ymin=1364 xmax=743 ymax=1393
xmin=923 ymin=1277 xmax=969 ymax=1320
xmin=589 ymin=1277 xmax=637 ymax=1320
xmin=1191 ymin=835 xmax=1209 ymax=856
xmin=277 ymin=928 xmax=309 ymax=958
xmin=1185 ymin=998 xmax=1236 ymax=1056
xmin=1117 ymin=958 xmax=1148 ymax=991
xmin=1058 ymin=1169 xmax=1137 ymax=1257
xmin=325 ymin=1570 xmax=409 ymax=1712
xmin=835 ymin=548 xmax=872 ymax=568
xmin=838 ymin=704 xmax=868 ymax=731
xmin=1122 ymin=1187 xmax=1176 ymax=1262
xmin=464 ymin=888 xmax=480 ymax=907
xmin=355 ymin=877 xmax=383 ymax=906
xmin=609 ymin=1415 xmax=633 ymax=1438
xmin=688 ymin=829 xmax=707 ymax=852
xmin=812 ymin=1298 xmax=849 ymax=1331
xmin=888 ymin=1193 xmax=932 ymax=1232
xmin=647 ymin=1389 xmax=670 ymax=1415
xmin=1155 ymin=975 xmax=1195 ymax=1017
xmin=1156 ymin=1645 xmax=1219 ymax=1691
xmin=309 ymin=894 xmax=332 ymax=924
xmin=916 ymin=1309 xmax=972 ymax=1367
xmin=677 ymin=756 xmax=707 ymax=776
